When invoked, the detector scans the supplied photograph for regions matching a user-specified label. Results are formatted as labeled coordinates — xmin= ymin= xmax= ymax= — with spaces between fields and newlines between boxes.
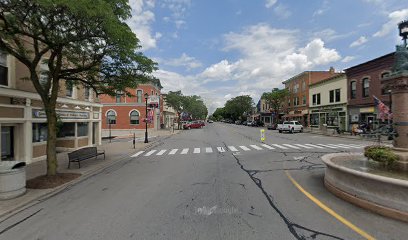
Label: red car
xmin=183 ymin=121 xmax=204 ymax=129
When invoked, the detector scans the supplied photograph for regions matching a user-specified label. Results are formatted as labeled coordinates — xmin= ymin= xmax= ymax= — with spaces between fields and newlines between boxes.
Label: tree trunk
xmin=45 ymin=105 xmax=58 ymax=176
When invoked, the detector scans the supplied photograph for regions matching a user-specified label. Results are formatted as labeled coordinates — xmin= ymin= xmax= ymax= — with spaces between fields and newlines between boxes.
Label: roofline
xmin=344 ymin=52 xmax=394 ymax=72
xmin=309 ymin=73 xmax=346 ymax=87
xmin=282 ymin=70 xmax=335 ymax=84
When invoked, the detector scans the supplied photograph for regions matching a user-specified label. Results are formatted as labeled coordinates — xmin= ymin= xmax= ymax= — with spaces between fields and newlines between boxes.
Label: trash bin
xmin=0 ymin=161 xmax=26 ymax=200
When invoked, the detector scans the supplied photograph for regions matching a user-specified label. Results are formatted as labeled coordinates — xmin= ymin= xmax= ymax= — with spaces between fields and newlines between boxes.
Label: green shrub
xmin=364 ymin=145 xmax=399 ymax=166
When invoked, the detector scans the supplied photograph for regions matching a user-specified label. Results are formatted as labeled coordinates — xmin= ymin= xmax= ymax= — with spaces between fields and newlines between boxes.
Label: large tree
xmin=224 ymin=95 xmax=253 ymax=121
xmin=165 ymin=91 xmax=184 ymax=129
xmin=0 ymin=0 xmax=157 ymax=175
xmin=261 ymin=88 xmax=289 ymax=123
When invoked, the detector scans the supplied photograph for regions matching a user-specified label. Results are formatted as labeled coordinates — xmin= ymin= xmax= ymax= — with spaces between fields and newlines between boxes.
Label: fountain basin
xmin=322 ymin=153 xmax=408 ymax=222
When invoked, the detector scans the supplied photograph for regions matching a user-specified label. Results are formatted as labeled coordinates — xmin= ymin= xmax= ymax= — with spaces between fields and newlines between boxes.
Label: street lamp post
xmin=144 ymin=93 xmax=149 ymax=143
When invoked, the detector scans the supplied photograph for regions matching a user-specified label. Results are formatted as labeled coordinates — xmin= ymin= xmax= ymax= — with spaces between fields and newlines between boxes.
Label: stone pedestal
xmin=382 ymin=71 xmax=408 ymax=169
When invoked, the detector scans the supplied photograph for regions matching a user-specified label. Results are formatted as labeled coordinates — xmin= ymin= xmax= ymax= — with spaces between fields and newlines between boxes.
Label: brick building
xmin=0 ymin=51 xmax=102 ymax=164
xmin=99 ymin=80 xmax=163 ymax=137
xmin=282 ymin=67 xmax=339 ymax=126
xmin=345 ymin=52 xmax=394 ymax=130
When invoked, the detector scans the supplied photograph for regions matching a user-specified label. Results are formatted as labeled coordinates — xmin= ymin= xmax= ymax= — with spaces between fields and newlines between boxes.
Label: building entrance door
xmin=1 ymin=126 xmax=14 ymax=161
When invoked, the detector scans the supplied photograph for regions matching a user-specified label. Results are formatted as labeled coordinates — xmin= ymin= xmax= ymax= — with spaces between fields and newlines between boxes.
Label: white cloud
xmin=350 ymin=36 xmax=368 ymax=47
xmin=374 ymin=8 xmax=408 ymax=37
xmin=313 ymin=0 xmax=330 ymax=16
xmin=156 ymin=24 xmax=342 ymax=114
xmin=159 ymin=53 xmax=202 ymax=70
xmin=161 ymin=0 xmax=191 ymax=29
xmin=342 ymin=56 xmax=356 ymax=63
xmin=274 ymin=4 xmax=291 ymax=19
xmin=127 ymin=0 xmax=161 ymax=50
xmin=265 ymin=0 xmax=277 ymax=8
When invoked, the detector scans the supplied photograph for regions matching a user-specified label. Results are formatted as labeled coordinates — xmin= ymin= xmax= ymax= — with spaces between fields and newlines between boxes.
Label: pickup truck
xmin=278 ymin=121 xmax=303 ymax=133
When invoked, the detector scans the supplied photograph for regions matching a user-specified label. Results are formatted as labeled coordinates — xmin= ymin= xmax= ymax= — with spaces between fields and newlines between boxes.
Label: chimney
xmin=329 ymin=66 xmax=335 ymax=73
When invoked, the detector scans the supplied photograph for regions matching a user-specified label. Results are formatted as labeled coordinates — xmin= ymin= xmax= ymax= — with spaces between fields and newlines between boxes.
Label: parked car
xmin=278 ymin=121 xmax=303 ymax=133
xmin=267 ymin=123 xmax=278 ymax=130
xmin=183 ymin=121 xmax=204 ymax=129
xmin=242 ymin=121 xmax=247 ymax=126
xmin=246 ymin=121 xmax=255 ymax=126
xmin=208 ymin=120 xmax=214 ymax=123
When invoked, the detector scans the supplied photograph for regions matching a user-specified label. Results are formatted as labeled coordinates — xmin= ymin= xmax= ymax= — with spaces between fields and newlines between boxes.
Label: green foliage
xmin=224 ymin=95 xmax=253 ymax=121
xmin=212 ymin=107 xmax=226 ymax=121
xmin=261 ymin=88 xmax=289 ymax=123
xmin=364 ymin=146 xmax=399 ymax=166
xmin=165 ymin=91 xmax=208 ymax=120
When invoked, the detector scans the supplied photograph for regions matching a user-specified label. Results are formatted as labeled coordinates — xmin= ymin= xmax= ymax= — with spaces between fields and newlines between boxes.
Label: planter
xmin=322 ymin=153 xmax=408 ymax=222
xmin=0 ymin=161 xmax=26 ymax=200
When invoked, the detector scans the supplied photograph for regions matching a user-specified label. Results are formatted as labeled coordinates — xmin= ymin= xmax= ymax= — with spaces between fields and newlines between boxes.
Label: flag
xmin=373 ymin=96 xmax=391 ymax=121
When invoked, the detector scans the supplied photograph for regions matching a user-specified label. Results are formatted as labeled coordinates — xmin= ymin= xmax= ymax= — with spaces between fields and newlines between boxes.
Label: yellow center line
xmin=285 ymin=170 xmax=376 ymax=240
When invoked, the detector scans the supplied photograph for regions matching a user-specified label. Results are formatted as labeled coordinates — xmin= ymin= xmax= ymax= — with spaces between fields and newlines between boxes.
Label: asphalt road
xmin=0 ymin=123 xmax=406 ymax=240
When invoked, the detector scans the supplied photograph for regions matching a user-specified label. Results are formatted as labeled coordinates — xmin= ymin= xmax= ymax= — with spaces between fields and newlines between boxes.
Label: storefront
xmin=283 ymin=110 xmax=309 ymax=126
xmin=310 ymin=105 xmax=348 ymax=131
xmin=0 ymin=94 xmax=102 ymax=164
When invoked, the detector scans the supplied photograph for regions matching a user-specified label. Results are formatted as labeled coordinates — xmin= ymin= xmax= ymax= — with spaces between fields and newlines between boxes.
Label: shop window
xmin=66 ymin=82 xmax=73 ymax=97
xmin=107 ymin=110 xmax=116 ymax=124
xmin=294 ymin=97 xmax=299 ymax=106
xmin=381 ymin=72 xmax=390 ymax=95
xmin=130 ymin=110 xmax=140 ymax=125
xmin=310 ymin=114 xmax=319 ymax=125
xmin=84 ymin=86 xmax=90 ymax=100
xmin=350 ymin=81 xmax=356 ymax=99
xmin=57 ymin=123 xmax=75 ymax=138
xmin=77 ymin=123 xmax=88 ymax=137
xmin=137 ymin=90 xmax=143 ymax=103
xmin=362 ymin=78 xmax=369 ymax=98
xmin=0 ymin=51 xmax=8 ymax=86
xmin=32 ymin=123 xmax=48 ymax=142
xmin=312 ymin=93 xmax=321 ymax=105
xmin=329 ymin=90 xmax=334 ymax=103
xmin=335 ymin=89 xmax=341 ymax=102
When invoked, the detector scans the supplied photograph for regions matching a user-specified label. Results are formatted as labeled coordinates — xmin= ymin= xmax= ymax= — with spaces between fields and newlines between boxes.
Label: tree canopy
xmin=0 ymin=0 xmax=157 ymax=175
xmin=261 ymin=88 xmax=289 ymax=123
xmin=223 ymin=95 xmax=253 ymax=121
xmin=165 ymin=91 xmax=208 ymax=121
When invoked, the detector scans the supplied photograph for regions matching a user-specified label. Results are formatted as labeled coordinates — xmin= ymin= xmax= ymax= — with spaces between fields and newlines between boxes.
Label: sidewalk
xmin=0 ymin=129 xmax=181 ymax=220
xmin=303 ymin=127 xmax=392 ymax=144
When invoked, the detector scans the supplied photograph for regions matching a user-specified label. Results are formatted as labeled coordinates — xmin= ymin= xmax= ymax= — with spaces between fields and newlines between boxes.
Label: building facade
xmin=259 ymin=98 xmax=273 ymax=125
xmin=0 ymin=52 xmax=102 ymax=164
xmin=99 ymin=81 xmax=163 ymax=137
xmin=282 ymin=68 xmax=339 ymax=126
xmin=162 ymin=94 xmax=177 ymax=129
xmin=309 ymin=73 xmax=349 ymax=131
xmin=345 ymin=53 xmax=394 ymax=130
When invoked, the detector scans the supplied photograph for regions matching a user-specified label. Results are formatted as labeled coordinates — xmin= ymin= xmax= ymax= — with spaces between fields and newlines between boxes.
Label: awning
xmin=282 ymin=113 xmax=304 ymax=118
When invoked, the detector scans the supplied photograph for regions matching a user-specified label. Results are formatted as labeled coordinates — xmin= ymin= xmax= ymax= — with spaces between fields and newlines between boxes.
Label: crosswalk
xmin=131 ymin=143 xmax=368 ymax=158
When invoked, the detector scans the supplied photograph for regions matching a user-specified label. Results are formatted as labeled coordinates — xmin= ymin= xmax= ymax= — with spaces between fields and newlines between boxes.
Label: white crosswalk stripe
xmin=261 ymin=144 xmax=275 ymax=150
xmin=317 ymin=144 xmax=338 ymax=149
xmin=145 ymin=150 xmax=157 ymax=156
xmin=181 ymin=148 xmax=189 ymax=154
xmin=272 ymin=144 xmax=289 ymax=149
xmin=228 ymin=146 xmax=239 ymax=152
xmin=169 ymin=149 xmax=178 ymax=155
xmin=131 ymin=151 xmax=144 ymax=157
xmin=137 ymin=141 xmax=365 ymax=157
xmin=337 ymin=144 xmax=361 ymax=149
xmin=282 ymin=144 xmax=301 ymax=149
xmin=304 ymin=144 xmax=325 ymax=149
xmin=217 ymin=147 xmax=225 ymax=152
xmin=156 ymin=150 xmax=167 ymax=155
xmin=239 ymin=146 xmax=251 ymax=151
xmin=250 ymin=145 xmax=263 ymax=150
xmin=294 ymin=144 xmax=313 ymax=149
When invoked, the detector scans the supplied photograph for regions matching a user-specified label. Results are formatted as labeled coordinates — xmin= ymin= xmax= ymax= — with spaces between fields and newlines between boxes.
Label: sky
xmin=127 ymin=0 xmax=408 ymax=114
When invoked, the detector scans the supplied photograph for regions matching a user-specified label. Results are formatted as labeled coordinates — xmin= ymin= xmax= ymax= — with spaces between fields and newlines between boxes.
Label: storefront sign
xmin=360 ymin=107 xmax=374 ymax=113
xmin=32 ymin=110 xmax=89 ymax=119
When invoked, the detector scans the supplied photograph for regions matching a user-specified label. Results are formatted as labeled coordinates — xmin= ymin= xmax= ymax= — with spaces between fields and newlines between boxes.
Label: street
xmin=0 ymin=123 xmax=406 ymax=240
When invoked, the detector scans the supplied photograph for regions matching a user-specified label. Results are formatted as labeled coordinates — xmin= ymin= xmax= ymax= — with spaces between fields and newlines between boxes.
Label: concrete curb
xmin=304 ymin=130 xmax=392 ymax=143
xmin=0 ymin=134 xmax=173 ymax=221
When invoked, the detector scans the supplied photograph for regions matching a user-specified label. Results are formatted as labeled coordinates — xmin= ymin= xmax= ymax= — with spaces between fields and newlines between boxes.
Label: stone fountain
xmin=321 ymin=20 xmax=408 ymax=222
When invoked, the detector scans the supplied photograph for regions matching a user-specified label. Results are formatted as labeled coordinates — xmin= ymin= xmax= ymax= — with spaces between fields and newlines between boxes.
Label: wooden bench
xmin=67 ymin=147 xmax=105 ymax=169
